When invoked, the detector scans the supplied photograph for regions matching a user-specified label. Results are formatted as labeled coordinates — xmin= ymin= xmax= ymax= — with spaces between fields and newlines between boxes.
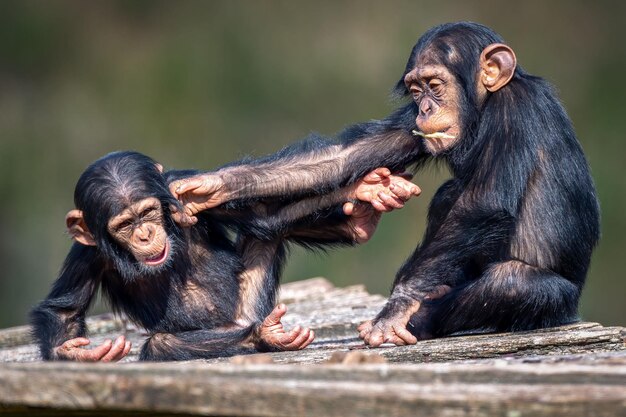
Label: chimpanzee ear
xmin=479 ymin=43 xmax=517 ymax=92
xmin=65 ymin=209 xmax=97 ymax=246
xmin=155 ymin=163 xmax=164 ymax=173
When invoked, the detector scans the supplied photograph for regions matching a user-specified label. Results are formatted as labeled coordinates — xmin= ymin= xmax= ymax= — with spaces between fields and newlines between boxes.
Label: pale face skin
xmin=107 ymin=197 xmax=170 ymax=266
xmin=404 ymin=63 xmax=463 ymax=154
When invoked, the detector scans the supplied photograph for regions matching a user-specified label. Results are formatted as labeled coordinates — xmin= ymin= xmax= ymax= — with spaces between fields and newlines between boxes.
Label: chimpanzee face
xmin=67 ymin=151 xmax=187 ymax=281
xmin=401 ymin=41 xmax=516 ymax=155
xmin=404 ymin=60 xmax=462 ymax=154
xmin=107 ymin=197 xmax=171 ymax=267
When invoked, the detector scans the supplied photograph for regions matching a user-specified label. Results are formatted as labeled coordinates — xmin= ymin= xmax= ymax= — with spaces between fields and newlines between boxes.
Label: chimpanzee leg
xmin=233 ymin=234 xmax=315 ymax=352
xmin=234 ymin=236 xmax=286 ymax=325
xmin=140 ymin=326 xmax=257 ymax=361
xmin=416 ymin=260 xmax=581 ymax=338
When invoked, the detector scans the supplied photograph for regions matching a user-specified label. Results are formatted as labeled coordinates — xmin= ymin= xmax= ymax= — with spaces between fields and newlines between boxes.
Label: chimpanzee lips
xmin=143 ymin=241 xmax=170 ymax=266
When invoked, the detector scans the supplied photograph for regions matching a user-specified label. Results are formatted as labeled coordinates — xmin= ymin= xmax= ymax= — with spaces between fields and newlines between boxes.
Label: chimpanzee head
xmin=66 ymin=151 xmax=186 ymax=281
xmin=395 ymin=22 xmax=518 ymax=155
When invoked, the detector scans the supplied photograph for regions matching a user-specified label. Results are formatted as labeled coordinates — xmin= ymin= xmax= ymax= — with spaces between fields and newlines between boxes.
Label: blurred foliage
xmin=0 ymin=0 xmax=624 ymax=327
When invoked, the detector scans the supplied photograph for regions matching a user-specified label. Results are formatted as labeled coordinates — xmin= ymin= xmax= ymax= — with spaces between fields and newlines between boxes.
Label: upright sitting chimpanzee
xmin=31 ymin=151 xmax=420 ymax=361
xmin=170 ymin=22 xmax=600 ymax=346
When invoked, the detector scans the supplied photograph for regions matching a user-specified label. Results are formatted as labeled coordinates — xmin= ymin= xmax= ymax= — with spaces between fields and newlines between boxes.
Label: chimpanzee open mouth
xmin=143 ymin=240 xmax=169 ymax=266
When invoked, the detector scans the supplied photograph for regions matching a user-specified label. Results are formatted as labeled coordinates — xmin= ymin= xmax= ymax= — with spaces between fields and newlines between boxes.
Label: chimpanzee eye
xmin=429 ymin=79 xmax=444 ymax=96
xmin=116 ymin=220 xmax=133 ymax=233
xmin=410 ymin=86 xmax=423 ymax=101
xmin=141 ymin=208 xmax=156 ymax=218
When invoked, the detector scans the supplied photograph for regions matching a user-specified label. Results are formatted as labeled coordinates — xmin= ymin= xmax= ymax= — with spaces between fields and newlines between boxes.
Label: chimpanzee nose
xmin=136 ymin=226 xmax=152 ymax=244
xmin=419 ymin=98 xmax=433 ymax=117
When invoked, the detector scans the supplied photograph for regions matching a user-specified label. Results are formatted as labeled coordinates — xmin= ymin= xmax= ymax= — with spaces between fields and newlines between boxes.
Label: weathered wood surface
xmin=0 ymin=278 xmax=625 ymax=416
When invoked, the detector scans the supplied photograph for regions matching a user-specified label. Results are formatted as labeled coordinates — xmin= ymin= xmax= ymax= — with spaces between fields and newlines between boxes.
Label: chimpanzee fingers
xmin=109 ymin=340 xmax=132 ymax=362
xmin=63 ymin=337 xmax=91 ymax=349
xmin=302 ymin=330 xmax=315 ymax=349
xmin=171 ymin=178 xmax=203 ymax=196
xmin=396 ymin=171 xmax=414 ymax=180
xmin=263 ymin=304 xmax=287 ymax=327
xmin=382 ymin=325 xmax=401 ymax=345
xmin=364 ymin=167 xmax=391 ymax=183
xmin=170 ymin=205 xmax=197 ymax=227
xmin=283 ymin=327 xmax=312 ymax=350
xmin=273 ymin=326 xmax=301 ymax=347
xmin=358 ymin=328 xmax=371 ymax=341
xmin=406 ymin=183 xmax=422 ymax=196
xmin=393 ymin=324 xmax=418 ymax=345
xmin=357 ymin=320 xmax=373 ymax=335
xmin=377 ymin=192 xmax=405 ymax=209
xmin=122 ymin=341 xmax=132 ymax=358
xmin=76 ymin=339 xmax=113 ymax=362
xmin=390 ymin=179 xmax=421 ymax=199
xmin=370 ymin=199 xmax=393 ymax=212
xmin=342 ymin=202 xmax=355 ymax=216
xmin=366 ymin=328 xmax=385 ymax=348
xmin=169 ymin=179 xmax=189 ymax=198
xmin=357 ymin=320 xmax=374 ymax=344
xmin=177 ymin=211 xmax=198 ymax=226
xmin=100 ymin=336 xmax=127 ymax=362
xmin=388 ymin=183 xmax=414 ymax=201
xmin=384 ymin=335 xmax=407 ymax=346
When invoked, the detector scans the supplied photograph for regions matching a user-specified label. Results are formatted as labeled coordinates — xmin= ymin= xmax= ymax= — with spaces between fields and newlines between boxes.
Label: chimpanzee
xmin=170 ymin=22 xmax=600 ymax=346
xmin=30 ymin=151 xmax=420 ymax=361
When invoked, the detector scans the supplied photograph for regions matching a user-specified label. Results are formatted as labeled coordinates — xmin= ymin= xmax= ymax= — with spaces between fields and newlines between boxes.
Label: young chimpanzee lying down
xmin=31 ymin=151 xmax=419 ymax=361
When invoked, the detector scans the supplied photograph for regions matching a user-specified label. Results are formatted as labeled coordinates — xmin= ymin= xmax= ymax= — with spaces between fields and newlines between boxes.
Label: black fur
xmin=31 ymin=151 xmax=357 ymax=361
xmin=212 ymin=22 xmax=600 ymax=337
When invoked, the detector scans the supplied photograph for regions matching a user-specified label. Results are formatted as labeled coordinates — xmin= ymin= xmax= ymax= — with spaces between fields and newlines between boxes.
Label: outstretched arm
xmin=172 ymin=166 xmax=421 ymax=232
xmin=169 ymin=104 xmax=425 ymax=216
xmin=30 ymin=245 xmax=131 ymax=362
xmin=185 ymin=168 xmax=421 ymax=244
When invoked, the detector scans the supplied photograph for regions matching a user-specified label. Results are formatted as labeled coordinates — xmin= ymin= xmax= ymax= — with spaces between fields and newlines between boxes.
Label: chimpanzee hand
xmin=342 ymin=203 xmax=382 ymax=243
xmin=353 ymin=168 xmax=421 ymax=212
xmin=53 ymin=336 xmax=132 ymax=362
xmin=357 ymin=317 xmax=418 ymax=347
xmin=255 ymin=304 xmax=315 ymax=351
xmin=358 ymin=286 xmax=451 ymax=346
xmin=169 ymin=174 xmax=227 ymax=226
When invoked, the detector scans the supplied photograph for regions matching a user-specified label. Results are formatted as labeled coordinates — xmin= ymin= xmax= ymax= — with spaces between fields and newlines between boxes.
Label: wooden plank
xmin=0 ymin=278 xmax=624 ymax=416
xmin=0 ymin=361 xmax=624 ymax=417
xmin=1 ymin=279 xmax=624 ymax=365
xmin=197 ymin=321 xmax=625 ymax=364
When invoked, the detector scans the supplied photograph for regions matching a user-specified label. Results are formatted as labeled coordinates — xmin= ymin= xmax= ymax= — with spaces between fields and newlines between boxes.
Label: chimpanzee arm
xmin=170 ymin=104 xmax=427 ymax=209
xmin=206 ymin=169 xmax=419 ymax=243
xmin=30 ymin=243 xmax=130 ymax=360
xmin=222 ymin=104 xmax=421 ymax=198
xmin=380 ymin=206 xmax=515 ymax=319
xmin=358 ymin=181 xmax=518 ymax=347
xmin=219 ymin=132 xmax=419 ymax=200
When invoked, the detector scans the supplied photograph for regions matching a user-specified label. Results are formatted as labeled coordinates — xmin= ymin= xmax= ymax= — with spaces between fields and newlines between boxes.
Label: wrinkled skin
xmin=107 ymin=197 xmax=170 ymax=266
xmin=54 ymin=335 xmax=132 ymax=362
xmin=404 ymin=63 xmax=462 ymax=154
xmin=255 ymin=304 xmax=315 ymax=351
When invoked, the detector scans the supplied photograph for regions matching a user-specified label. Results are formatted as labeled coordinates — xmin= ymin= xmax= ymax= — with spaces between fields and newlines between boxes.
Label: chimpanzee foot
xmin=407 ymin=284 xmax=453 ymax=339
xmin=357 ymin=318 xmax=417 ymax=347
xmin=359 ymin=285 xmax=453 ymax=347
xmin=257 ymin=304 xmax=315 ymax=351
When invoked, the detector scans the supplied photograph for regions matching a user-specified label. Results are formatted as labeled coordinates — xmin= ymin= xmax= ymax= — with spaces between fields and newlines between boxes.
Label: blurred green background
xmin=1 ymin=1 xmax=624 ymax=328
